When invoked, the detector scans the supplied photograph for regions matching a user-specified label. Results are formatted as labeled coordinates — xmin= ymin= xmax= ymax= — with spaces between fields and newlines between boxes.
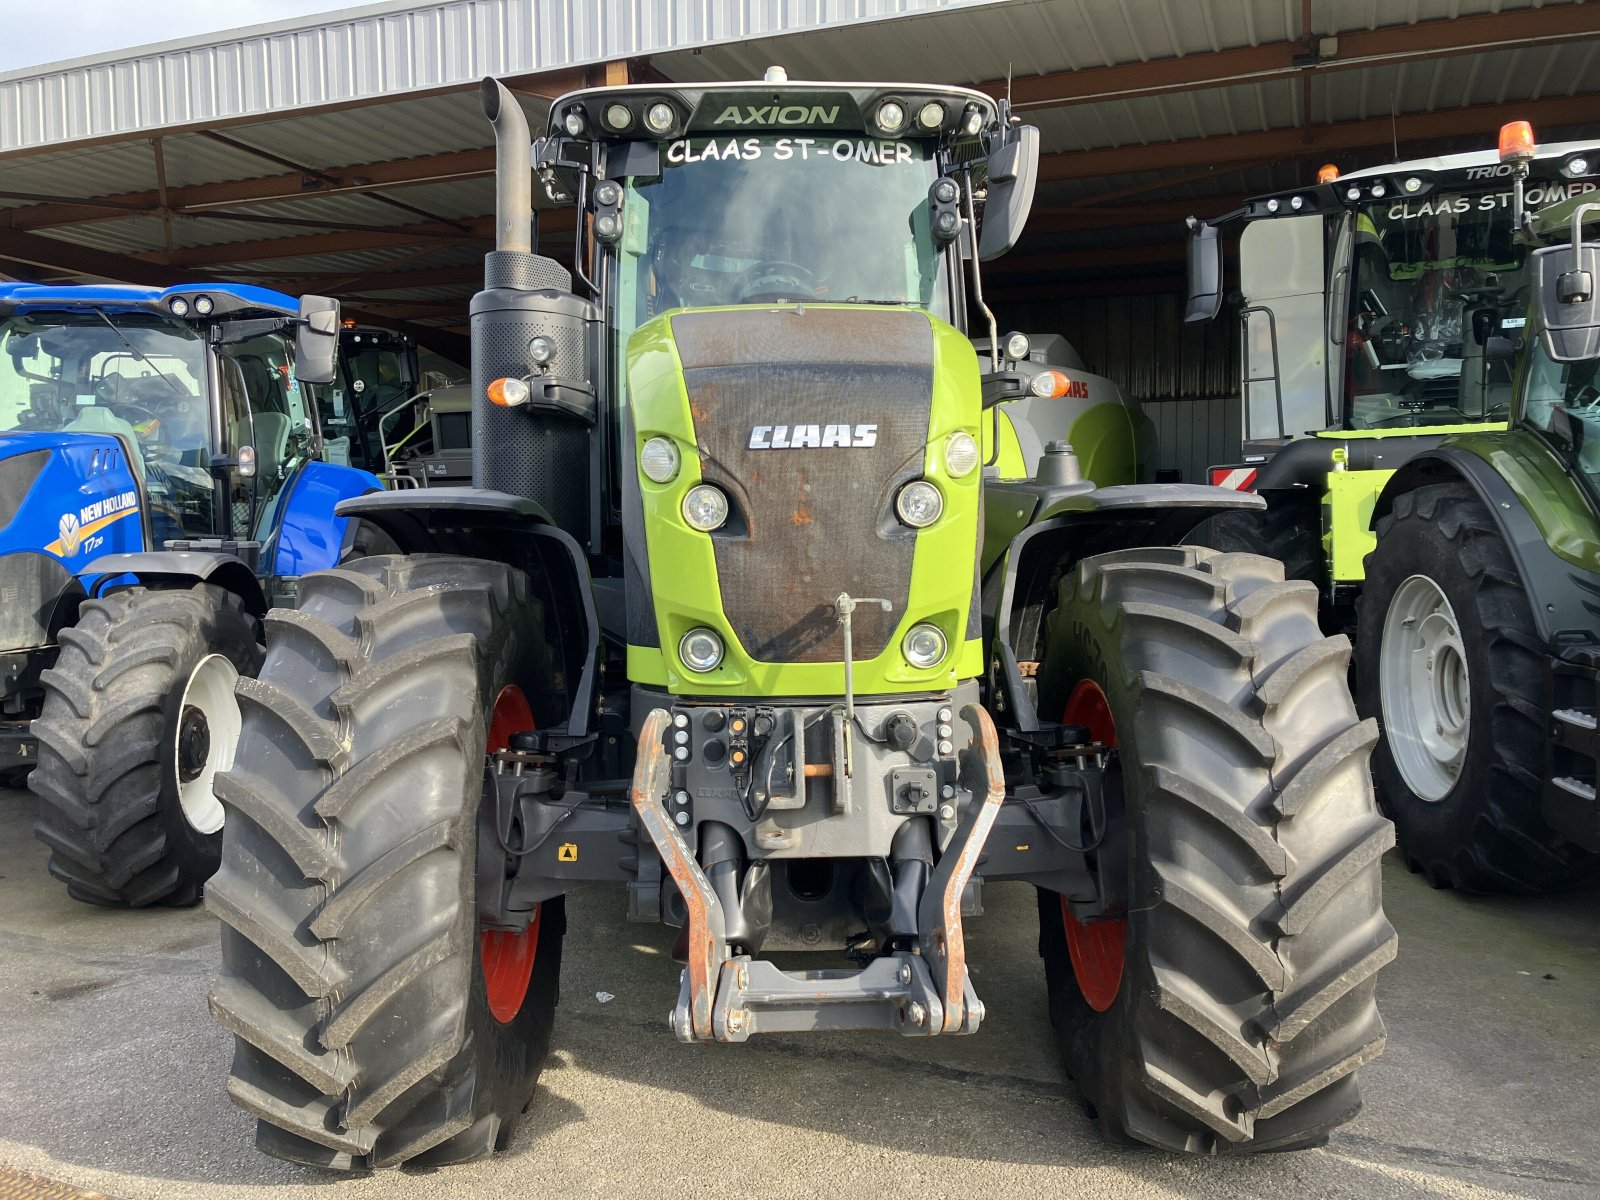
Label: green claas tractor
xmin=1185 ymin=122 xmax=1600 ymax=891
xmin=1353 ymin=173 xmax=1600 ymax=891
xmin=205 ymin=69 xmax=1394 ymax=1170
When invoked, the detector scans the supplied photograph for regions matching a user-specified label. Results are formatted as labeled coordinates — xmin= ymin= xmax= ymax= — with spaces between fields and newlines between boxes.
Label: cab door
xmin=1238 ymin=214 xmax=1329 ymax=448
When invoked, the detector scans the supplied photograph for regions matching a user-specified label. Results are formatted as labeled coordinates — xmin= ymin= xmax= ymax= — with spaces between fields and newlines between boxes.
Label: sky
xmin=0 ymin=0 xmax=359 ymax=74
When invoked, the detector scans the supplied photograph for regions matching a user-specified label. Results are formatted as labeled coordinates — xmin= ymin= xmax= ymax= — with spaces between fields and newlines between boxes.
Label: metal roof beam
xmin=1040 ymin=93 xmax=1600 ymax=182
xmin=982 ymin=5 xmax=1600 ymax=111
xmin=2 ymin=146 xmax=499 ymax=234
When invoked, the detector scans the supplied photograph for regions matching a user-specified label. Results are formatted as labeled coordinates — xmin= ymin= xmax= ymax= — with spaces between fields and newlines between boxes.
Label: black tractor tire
xmin=1356 ymin=483 xmax=1596 ymax=892
xmin=1035 ymin=546 xmax=1396 ymax=1154
xmin=1188 ymin=491 xmax=1326 ymax=591
xmin=207 ymin=554 xmax=565 ymax=1171
xmin=30 ymin=585 xmax=261 ymax=907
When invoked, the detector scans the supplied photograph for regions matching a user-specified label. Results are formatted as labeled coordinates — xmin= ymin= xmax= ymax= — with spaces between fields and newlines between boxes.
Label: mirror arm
xmin=962 ymin=167 xmax=1000 ymax=372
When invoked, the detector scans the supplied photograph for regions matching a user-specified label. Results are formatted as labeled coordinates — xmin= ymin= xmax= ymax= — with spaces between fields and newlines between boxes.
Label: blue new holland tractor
xmin=0 ymin=282 xmax=385 ymax=906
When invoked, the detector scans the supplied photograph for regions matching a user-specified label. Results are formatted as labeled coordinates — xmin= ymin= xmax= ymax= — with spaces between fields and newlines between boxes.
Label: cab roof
xmin=546 ymin=76 xmax=998 ymax=143
xmin=0 ymin=282 xmax=298 ymax=318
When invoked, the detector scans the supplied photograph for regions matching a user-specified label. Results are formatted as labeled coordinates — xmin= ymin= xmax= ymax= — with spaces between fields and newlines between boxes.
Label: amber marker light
xmin=487 ymin=377 xmax=530 ymax=407
xmin=1028 ymin=369 xmax=1071 ymax=399
xmin=1499 ymin=120 xmax=1536 ymax=165
xmin=1316 ymin=164 xmax=1340 ymax=184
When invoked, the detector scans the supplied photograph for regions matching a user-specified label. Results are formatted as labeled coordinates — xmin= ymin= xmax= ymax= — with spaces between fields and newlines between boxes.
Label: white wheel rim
xmin=1379 ymin=574 xmax=1471 ymax=802
xmin=173 ymin=653 xmax=241 ymax=835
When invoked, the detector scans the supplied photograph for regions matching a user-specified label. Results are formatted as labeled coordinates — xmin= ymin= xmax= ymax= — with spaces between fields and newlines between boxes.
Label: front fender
xmin=983 ymin=483 xmax=1266 ymax=732
xmin=266 ymin=461 xmax=385 ymax=578
xmin=1374 ymin=444 xmax=1600 ymax=647
xmin=335 ymin=487 xmax=597 ymax=738
xmin=78 ymin=550 xmax=267 ymax=620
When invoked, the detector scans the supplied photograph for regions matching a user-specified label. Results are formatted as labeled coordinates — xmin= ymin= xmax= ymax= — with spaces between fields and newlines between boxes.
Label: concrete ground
xmin=0 ymin=787 xmax=1596 ymax=1200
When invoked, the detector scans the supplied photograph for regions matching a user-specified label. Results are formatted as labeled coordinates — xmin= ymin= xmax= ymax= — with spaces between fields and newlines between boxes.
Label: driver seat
xmin=64 ymin=405 xmax=145 ymax=482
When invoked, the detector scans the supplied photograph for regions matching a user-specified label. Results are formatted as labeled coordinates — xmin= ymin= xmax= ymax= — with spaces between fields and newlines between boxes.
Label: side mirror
xmin=977 ymin=125 xmax=1039 ymax=262
xmin=294 ymin=295 xmax=341 ymax=385
xmin=1535 ymin=243 xmax=1600 ymax=363
xmin=1184 ymin=219 xmax=1224 ymax=323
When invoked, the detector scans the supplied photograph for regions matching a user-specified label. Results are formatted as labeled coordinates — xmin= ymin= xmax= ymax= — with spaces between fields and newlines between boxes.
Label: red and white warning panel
xmin=1209 ymin=465 xmax=1258 ymax=491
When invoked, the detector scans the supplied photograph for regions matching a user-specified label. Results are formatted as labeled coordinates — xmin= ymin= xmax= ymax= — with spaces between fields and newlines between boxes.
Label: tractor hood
xmin=625 ymin=303 xmax=984 ymax=695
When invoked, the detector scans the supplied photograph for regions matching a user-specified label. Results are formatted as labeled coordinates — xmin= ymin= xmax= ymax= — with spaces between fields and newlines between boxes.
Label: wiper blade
xmin=90 ymin=307 xmax=185 ymax=396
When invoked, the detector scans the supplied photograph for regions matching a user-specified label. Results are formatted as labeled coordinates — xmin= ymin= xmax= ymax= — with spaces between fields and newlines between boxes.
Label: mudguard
xmin=337 ymin=487 xmax=597 ymax=737
xmin=983 ymin=483 xmax=1266 ymax=732
xmin=265 ymin=460 xmax=384 ymax=578
xmin=78 ymin=551 xmax=267 ymax=620
xmin=1374 ymin=447 xmax=1600 ymax=647
xmin=0 ymin=431 xmax=146 ymax=566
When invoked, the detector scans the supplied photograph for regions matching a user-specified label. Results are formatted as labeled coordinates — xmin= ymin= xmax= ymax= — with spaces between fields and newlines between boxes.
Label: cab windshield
xmin=616 ymin=134 xmax=950 ymax=343
xmin=1522 ymin=331 xmax=1600 ymax=503
xmin=1344 ymin=191 xmax=1527 ymax=429
xmin=0 ymin=313 xmax=207 ymax=441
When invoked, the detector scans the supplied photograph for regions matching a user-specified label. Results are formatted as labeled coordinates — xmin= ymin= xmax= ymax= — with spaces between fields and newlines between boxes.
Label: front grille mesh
xmin=673 ymin=307 xmax=933 ymax=663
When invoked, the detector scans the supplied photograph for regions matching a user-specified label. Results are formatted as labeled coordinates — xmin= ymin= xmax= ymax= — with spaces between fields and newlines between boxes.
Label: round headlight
xmin=1346 ymin=185 xmax=1361 ymax=202
xmin=193 ymin=294 xmax=214 ymax=315
xmin=563 ymin=108 xmax=586 ymax=136
xmin=944 ymin=431 xmax=979 ymax=478
xmin=1289 ymin=195 xmax=1305 ymax=210
xmin=917 ymin=101 xmax=944 ymax=130
xmin=594 ymin=213 xmax=621 ymax=239
xmin=682 ymin=483 xmax=729 ymax=531
xmin=605 ymin=103 xmax=633 ymax=131
xmin=1003 ymin=330 xmax=1030 ymax=361
xmin=168 ymin=297 xmax=190 ymax=317
xmin=680 ymin=628 xmax=724 ymax=673
xmin=594 ymin=180 xmax=622 ymax=207
xmin=645 ymin=102 xmax=675 ymax=133
xmin=896 ymin=480 xmax=943 ymax=527
xmin=903 ymin=623 xmax=947 ymax=669
xmin=876 ymin=100 xmax=906 ymax=134
xmin=1568 ymin=156 xmax=1591 ymax=177
xmin=1265 ymin=198 xmax=1280 ymax=213
xmin=933 ymin=177 xmax=959 ymax=204
xmin=962 ymin=106 xmax=984 ymax=137
xmin=640 ymin=436 xmax=680 ymax=483
xmin=528 ymin=335 xmax=555 ymax=366
xmin=1370 ymin=182 xmax=1387 ymax=198
xmin=1404 ymin=176 xmax=1423 ymax=193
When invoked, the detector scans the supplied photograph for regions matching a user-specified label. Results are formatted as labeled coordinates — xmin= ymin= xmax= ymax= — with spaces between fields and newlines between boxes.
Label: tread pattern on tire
xmin=30 ymin=584 xmax=260 ymax=907
xmin=1038 ymin=545 xmax=1396 ymax=1154
xmin=1357 ymin=483 xmax=1596 ymax=892
xmin=208 ymin=554 xmax=559 ymax=1171
xmin=1187 ymin=494 xmax=1326 ymax=591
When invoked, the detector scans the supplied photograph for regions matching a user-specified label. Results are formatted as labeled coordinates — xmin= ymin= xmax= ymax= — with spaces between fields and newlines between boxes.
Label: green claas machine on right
xmin=201 ymin=68 xmax=1394 ymax=1170
xmin=1187 ymin=123 xmax=1599 ymax=891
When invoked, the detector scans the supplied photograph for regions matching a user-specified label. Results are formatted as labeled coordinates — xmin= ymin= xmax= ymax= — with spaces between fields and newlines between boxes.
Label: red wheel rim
xmin=481 ymin=685 xmax=539 ymax=1024
xmin=1060 ymin=679 xmax=1127 ymax=1013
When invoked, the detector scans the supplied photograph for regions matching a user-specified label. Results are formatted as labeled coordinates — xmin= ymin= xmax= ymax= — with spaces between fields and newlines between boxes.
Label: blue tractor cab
xmin=0 ymin=282 xmax=385 ymax=906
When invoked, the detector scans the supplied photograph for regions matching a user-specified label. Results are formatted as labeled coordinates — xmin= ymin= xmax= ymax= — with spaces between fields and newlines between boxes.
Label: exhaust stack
xmin=481 ymin=78 xmax=532 ymax=255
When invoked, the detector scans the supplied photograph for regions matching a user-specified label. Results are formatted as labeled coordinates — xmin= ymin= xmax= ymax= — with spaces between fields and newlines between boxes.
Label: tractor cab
xmin=0 ymin=283 xmax=344 ymax=560
xmin=1517 ymin=195 xmax=1600 ymax=500
xmin=1187 ymin=134 xmax=1600 ymax=453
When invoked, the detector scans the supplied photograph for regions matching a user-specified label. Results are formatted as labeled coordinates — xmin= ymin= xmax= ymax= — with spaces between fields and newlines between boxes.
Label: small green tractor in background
xmin=1187 ymin=123 xmax=1600 ymax=891
xmin=204 ymin=68 xmax=1393 ymax=1170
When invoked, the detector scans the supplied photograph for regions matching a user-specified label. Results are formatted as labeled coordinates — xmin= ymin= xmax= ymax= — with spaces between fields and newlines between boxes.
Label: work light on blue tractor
xmin=203 ymin=67 xmax=1395 ymax=1172
xmin=0 ymin=282 xmax=384 ymax=907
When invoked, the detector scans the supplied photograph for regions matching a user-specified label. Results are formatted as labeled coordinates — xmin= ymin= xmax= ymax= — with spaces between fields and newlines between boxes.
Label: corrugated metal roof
xmin=0 ymin=0 xmax=999 ymax=155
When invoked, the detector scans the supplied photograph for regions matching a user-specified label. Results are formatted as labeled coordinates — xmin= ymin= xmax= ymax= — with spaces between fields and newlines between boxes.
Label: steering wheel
xmin=733 ymin=260 xmax=819 ymax=304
